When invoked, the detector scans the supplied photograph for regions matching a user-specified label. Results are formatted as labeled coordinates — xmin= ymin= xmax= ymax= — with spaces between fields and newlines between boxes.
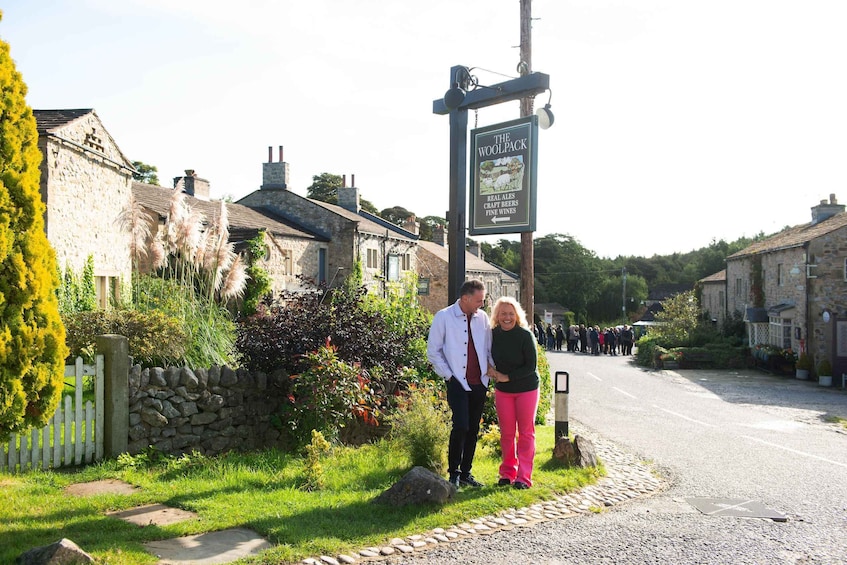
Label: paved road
xmin=384 ymin=351 xmax=847 ymax=564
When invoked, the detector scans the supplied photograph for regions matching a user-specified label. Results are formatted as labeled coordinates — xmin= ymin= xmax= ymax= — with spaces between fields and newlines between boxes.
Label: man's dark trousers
xmin=446 ymin=378 xmax=488 ymax=478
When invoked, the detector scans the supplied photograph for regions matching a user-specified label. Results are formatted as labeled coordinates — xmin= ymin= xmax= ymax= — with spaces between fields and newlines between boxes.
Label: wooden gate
xmin=1 ymin=356 xmax=104 ymax=473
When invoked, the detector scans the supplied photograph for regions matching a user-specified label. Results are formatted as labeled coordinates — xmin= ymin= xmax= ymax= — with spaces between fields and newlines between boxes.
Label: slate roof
xmin=417 ymin=240 xmax=517 ymax=278
xmin=647 ymin=283 xmax=691 ymax=301
xmin=33 ymin=108 xmax=135 ymax=171
xmin=699 ymin=269 xmax=726 ymax=283
xmin=33 ymin=109 xmax=94 ymax=133
xmin=132 ymin=182 xmax=326 ymax=242
xmin=307 ymin=199 xmax=417 ymax=241
xmin=727 ymin=212 xmax=847 ymax=259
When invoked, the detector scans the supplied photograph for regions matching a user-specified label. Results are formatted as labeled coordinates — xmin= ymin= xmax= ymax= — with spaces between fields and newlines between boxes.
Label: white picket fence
xmin=1 ymin=356 xmax=104 ymax=473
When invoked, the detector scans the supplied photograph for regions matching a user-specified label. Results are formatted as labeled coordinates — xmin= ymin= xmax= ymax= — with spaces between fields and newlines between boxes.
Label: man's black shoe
xmin=459 ymin=474 xmax=485 ymax=488
xmin=448 ymin=474 xmax=461 ymax=489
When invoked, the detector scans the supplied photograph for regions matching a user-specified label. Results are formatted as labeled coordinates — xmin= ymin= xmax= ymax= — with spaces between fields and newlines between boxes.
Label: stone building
xmin=726 ymin=194 xmax=847 ymax=378
xmin=416 ymin=228 xmax=519 ymax=313
xmin=697 ymin=269 xmax=727 ymax=327
xmin=238 ymin=148 xmax=418 ymax=296
xmin=132 ymin=178 xmax=327 ymax=295
xmin=34 ymin=109 xmax=135 ymax=307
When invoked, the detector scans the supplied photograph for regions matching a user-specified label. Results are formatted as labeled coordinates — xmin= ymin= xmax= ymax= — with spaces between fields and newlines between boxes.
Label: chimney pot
xmin=268 ymin=146 xmax=273 ymax=163
xmin=831 ymin=193 xmax=837 ymax=204
xmin=279 ymin=145 xmax=283 ymax=163
xmin=351 ymin=174 xmax=355 ymax=187
xmin=342 ymin=174 xmax=346 ymax=188
xmin=185 ymin=169 xmax=195 ymax=177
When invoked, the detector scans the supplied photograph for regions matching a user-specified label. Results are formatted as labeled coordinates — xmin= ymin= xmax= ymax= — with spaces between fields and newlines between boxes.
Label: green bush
xmin=237 ymin=277 xmax=433 ymax=392
xmin=280 ymin=344 xmax=379 ymax=448
xmin=388 ymin=382 xmax=450 ymax=474
xmin=536 ymin=343 xmax=552 ymax=425
xmin=63 ymin=309 xmax=187 ymax=366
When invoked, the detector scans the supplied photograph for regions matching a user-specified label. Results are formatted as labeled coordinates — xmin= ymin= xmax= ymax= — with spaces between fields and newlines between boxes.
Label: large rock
xmin=17 ymin=538 xmax=93 ymax=564
xmin=374 ymin=466 xmax=456 ymax=506
xmin=553 ymin=435 xmax=598 ymax=468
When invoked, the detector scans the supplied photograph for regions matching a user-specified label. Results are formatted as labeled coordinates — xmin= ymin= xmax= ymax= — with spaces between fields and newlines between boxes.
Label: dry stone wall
xmin=127 ymin=364 xmax=289 ymax=457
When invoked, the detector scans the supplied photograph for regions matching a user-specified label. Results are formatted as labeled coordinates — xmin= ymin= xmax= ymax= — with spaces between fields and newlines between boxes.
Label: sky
xmin=3 ymin=0 xmax=846 ymax=259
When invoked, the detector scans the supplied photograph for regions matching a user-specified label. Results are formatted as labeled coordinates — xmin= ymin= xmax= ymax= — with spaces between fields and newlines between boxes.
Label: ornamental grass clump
xmin=388 ymin=382 xmax=450 ymax=474
xmin=116 ymin=190 xmax=249 ymax=367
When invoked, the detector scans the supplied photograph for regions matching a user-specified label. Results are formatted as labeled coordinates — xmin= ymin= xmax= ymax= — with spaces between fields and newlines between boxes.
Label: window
xmin=843 ymin=258 xmax=847 ymax=281
xmin=735 ymin=278 xmax=743 ymax=297
xmin=318 ymin=248 xmax=327 ymax=282
xmin=400 ymin=253 xmax=411 ymax=271
xmin=94 ymin=276 xmax=119 ymax=309
xmin=387 ymin=254 xmax=400 ymax=281
xmin=366 ymin=248 xmax=379 ymax=269
xmin=777 ymin=264 xmax=783 ymax=286
xmin=769 ymin=316 xmax=792 ymax=349
xmin=280 ymin=249 xmax=293 ymax=275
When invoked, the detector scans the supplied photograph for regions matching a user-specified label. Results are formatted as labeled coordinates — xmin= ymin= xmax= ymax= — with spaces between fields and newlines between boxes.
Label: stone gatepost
xmin=96 ymin=334 xmax=129 ymax=458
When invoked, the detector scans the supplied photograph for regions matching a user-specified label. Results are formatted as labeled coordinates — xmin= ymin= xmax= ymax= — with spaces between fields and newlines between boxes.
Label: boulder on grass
xmin=553 ymin=435 xmax=598 ymax=468
xmin=17 ymin=538 xmax=94 ymax=565
xmin=374 ymin=466 xmax=456 ymax=506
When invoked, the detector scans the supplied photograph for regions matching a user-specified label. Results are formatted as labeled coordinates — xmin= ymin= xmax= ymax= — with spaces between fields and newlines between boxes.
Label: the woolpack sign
xmin=469 ymin=116 xmax=538 ymax=235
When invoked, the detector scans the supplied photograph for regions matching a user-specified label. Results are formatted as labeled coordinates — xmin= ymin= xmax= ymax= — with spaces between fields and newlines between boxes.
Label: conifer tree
xmin=0 ymin=18 xmax=68 ymax=441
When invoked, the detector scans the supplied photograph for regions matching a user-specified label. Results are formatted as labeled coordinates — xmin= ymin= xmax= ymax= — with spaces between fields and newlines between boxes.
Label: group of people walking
xmin=535 ymin=322 xmax=635 ymax=356
xmin=427 ymin=280 xmax=539 ymax=490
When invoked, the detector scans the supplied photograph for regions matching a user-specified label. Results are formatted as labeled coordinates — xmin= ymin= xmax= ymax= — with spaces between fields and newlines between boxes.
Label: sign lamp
xmin=536 ymin=89 xmax=554 ymax=130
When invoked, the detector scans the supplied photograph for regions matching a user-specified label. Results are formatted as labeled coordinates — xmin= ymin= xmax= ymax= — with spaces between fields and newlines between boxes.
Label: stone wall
xmin=262 ymin=233 xmax=324 ymax=294
xmin=807 ymin=225 xmax=847 ymax=372
xmin=127 ymin=364 xmax=288 ymax=456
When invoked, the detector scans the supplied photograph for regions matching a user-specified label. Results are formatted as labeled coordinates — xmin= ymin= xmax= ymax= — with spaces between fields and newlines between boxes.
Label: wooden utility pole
xmin=519 ymin=0 xmax=535 ymax=323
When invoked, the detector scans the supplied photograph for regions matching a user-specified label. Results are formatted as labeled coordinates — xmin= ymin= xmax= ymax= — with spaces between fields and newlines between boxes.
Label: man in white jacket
xmin=427 ymin=279 xmax=491 ymax=488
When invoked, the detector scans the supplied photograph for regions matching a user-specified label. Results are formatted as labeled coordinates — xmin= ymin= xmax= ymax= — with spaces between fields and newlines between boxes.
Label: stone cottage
xmin=697 ymin=269 xmax=727 ymax=327
xmin=416 ymin=228 xmax=520 ymax=313
xmin=238 ymin=148 xmax=418 ymax=296
xmin=726 ymin=194 xmax=847 ymax=378
xmin=34 ymin=109 xmax=135 ymax=307
xmin=132 ymin=174 xmax=328 ymax=295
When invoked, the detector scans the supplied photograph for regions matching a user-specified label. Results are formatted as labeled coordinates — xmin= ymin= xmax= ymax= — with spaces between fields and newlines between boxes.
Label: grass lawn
xmin=0 ymin=425 xmax=600 ymax=564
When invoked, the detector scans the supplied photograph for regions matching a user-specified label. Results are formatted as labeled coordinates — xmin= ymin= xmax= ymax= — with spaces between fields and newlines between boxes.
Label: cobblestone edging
xmin=302 ymin=432 xmax=665 ymax=565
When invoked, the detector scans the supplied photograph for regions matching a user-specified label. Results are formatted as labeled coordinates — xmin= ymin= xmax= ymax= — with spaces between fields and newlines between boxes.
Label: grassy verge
xmin=0 ymin=425 xmax=600 ymax=564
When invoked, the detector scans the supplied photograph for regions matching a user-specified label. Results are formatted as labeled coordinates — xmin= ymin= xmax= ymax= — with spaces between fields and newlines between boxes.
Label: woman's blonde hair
xmin=491 ymin=296 xmax=529 ymax=329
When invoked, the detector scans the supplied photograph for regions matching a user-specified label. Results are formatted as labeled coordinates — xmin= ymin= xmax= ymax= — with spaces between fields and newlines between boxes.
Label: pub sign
xmin=469 ymin=116 xmax=538 ymax=235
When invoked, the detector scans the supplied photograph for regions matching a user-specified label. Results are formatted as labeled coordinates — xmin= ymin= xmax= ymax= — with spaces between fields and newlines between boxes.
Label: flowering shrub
xmin=660 ymin=350 xmax=683 ymax=363
xmin=281 ymin=342 xmax=380 ymax=447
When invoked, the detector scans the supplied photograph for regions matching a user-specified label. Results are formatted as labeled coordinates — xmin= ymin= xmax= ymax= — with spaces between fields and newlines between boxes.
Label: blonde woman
xmin=487 ymin=297 xmax=539 ymax=489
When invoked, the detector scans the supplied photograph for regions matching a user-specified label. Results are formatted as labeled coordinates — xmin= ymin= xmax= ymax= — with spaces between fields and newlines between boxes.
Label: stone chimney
xmin=337 ymin=174 xmax=360 ymax=213
xmin=262 ymin=145 xmax=289 ymax=189
xmin=467 ymin=241 xmax=484 ymax=261
xmin=174 ymin=169 xmax=210 ymax=200
xmin=403 ymin=215 xmax=420 ymax=235
xmin=432 ymin=224 xmax=448 ymax=246
xmin=811 ymin=193 xmax=845 ymax=224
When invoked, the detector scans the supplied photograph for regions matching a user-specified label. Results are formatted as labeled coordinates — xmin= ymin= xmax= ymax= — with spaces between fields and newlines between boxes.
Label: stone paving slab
xmin=144 ymin=527 xmax=273 ymax=565
xmin=107 ymin=503 xmax=198 ymax=527
xmin=65 ymin=479 xmax=140 ymax=497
